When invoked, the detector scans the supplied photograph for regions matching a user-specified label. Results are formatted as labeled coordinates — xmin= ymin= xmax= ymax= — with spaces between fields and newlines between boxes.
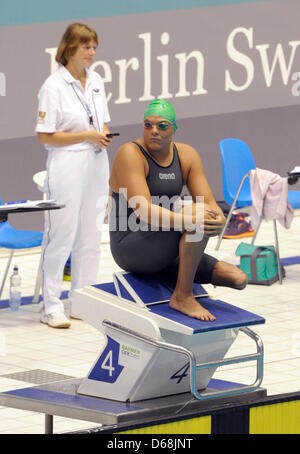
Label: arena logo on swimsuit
xmin=45 ymin=27 xmax=300 ymax=106
xmin=159 ymin=172 xmax=175 ymax=180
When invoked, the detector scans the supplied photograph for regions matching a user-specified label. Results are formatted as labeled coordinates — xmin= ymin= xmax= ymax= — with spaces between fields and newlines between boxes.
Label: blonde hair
xmin=56 ymin=23 xmax=98 ymax=65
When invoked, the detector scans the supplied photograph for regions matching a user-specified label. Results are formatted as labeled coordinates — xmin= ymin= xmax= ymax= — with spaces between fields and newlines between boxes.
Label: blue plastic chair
xmin=219 ymin=139 xmax=256 ymax=209
xmin=215 ymin=138 xmax=300 ymax=283
xmin=288 ymin=191 xmax=300 ymax=210
xmin=0 ymin=197 xmax=43 ymax=299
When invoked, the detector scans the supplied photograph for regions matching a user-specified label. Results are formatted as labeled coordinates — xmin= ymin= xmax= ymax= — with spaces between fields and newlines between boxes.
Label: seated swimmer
xmin=109 ymin=99 xmax=247 ymax=321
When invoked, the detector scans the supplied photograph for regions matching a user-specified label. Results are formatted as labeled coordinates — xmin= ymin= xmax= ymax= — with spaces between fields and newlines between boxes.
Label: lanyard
xmin=71 ymin=83 xmax=95 ymax=127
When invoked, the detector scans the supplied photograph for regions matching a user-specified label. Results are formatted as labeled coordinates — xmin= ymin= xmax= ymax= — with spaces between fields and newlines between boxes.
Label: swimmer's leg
xmin=169 ymin=233 xmax=216 ymax=321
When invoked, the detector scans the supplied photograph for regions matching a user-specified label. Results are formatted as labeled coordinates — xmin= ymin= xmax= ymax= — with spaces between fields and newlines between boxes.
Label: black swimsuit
xmin=109 ymin=142 xmax=217 ymax=282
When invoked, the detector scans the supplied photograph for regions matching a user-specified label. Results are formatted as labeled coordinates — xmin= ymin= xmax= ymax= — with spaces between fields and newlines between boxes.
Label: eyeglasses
xmin=144 ymin=120 xmax=176 ymax=131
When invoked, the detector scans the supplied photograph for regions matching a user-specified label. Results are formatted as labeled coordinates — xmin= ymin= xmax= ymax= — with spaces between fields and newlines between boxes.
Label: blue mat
xmin=93 ymin=282 xmax=118 ymax=295
xmin=281 ymin=256 xmax=300 ymax=266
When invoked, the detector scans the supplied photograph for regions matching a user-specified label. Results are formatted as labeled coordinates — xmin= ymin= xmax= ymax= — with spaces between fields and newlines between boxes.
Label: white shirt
xmin=35 ymin=65 xmax=110 ymax=152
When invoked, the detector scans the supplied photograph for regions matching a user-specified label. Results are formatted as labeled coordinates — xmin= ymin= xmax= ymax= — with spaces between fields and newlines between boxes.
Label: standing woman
xmin=36 ymin=23 xmax=112 ymax=328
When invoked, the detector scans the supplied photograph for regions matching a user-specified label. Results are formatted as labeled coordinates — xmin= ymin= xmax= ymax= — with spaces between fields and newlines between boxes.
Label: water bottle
xmin=9 ymin=265 xmax=22 ymax=311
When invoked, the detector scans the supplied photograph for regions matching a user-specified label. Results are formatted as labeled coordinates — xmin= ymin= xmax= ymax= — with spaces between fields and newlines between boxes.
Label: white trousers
xmin=41 ymin=149 xmax=109 ymax=315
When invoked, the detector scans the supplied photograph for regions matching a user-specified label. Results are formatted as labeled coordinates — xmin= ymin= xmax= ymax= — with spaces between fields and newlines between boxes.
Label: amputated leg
xmin=211 ymin=261 xmax=248 ymax=289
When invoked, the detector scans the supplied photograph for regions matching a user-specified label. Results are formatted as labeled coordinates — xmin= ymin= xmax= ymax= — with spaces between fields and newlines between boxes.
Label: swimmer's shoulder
xmin=112 ymin=140 xmax=146 ymax=171
xmin=175 ymin=142 xmax=203 ymax=167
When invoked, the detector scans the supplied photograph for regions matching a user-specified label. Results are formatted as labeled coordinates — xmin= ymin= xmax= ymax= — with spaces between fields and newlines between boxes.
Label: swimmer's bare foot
xmin=169 ymin=293 xmax=216 ymax=321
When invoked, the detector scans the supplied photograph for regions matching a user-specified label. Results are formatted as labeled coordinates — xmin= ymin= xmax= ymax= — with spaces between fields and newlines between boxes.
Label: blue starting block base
xmin=71 ymin=272 xmax=265 ymax=403
xmin=0 ymin=376 xmax=267 ymax=434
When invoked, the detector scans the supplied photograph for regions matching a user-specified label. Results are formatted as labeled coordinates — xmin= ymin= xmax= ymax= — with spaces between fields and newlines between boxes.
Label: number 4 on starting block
xmin=88 ymin=336 xmax=124 ymax=383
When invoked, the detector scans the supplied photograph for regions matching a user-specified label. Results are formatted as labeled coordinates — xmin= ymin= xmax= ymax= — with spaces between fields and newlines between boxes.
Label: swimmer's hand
xmin=180 ymin=203 xmax=224 ymax=235
xmin=203 ymin=208 xmax=225 ymax=237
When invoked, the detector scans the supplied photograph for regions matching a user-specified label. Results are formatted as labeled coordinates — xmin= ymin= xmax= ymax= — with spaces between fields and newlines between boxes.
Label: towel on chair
xmin=249 ymin=168 xmax=294 ymax=230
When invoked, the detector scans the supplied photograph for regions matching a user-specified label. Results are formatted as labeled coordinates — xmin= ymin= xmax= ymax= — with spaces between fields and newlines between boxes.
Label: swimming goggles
xmin=144 ymin=120 xmax=176 ymax=131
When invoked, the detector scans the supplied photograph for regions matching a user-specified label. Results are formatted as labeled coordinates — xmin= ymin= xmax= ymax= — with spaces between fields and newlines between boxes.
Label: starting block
xmin=72 ymin=273 xmax=265 ymax=403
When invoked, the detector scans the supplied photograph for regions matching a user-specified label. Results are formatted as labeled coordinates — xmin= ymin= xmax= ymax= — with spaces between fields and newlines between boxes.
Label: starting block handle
xmin=102 ymin=321 xmax=264 ymax=401
xmin=191 ymin=327 xmax=264 ymax=400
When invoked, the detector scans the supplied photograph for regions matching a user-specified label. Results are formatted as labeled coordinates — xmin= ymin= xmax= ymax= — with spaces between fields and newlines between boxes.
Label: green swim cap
xmin=144 ymin=99 xmax=178 ymax=131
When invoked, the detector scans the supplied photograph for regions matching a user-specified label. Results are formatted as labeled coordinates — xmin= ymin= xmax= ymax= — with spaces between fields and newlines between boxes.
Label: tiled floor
xmin=0 ymin=215 xmax=299 ymax=434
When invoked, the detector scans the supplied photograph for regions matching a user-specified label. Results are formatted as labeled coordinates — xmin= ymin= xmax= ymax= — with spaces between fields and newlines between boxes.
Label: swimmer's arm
xmin=183 ymin=145 xmax=225 ymax=234
xmin=184 ymin=147 xmax=220 ymax=211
